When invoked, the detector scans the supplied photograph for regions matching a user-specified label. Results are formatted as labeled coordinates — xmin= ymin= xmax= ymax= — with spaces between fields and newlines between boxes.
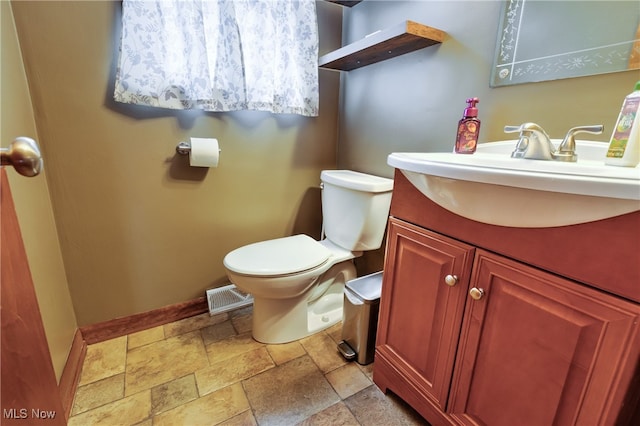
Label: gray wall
xmin=337 ymin=1 xmax=640 ymax=177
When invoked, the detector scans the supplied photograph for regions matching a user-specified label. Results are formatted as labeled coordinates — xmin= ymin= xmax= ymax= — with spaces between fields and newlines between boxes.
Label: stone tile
xmin=205 ymin=332 xmax=264 ymax=364
xmin=164 ymin=312 xmax=228 ymax=338
xmin=71 ymin=373 xmax=124 ymax=416
xmin=344 ymin=385 xmax=428 ymax=425
xmin=230 ymin=306 xmax=253 ymax=334
xmin=296 ymin=402 xmax=360 ymax=426
xmin=325 ymin=363 xmax=372 ymax=399
xmin=67 ymin=389 xmax=150 ymax=426
xmin=243 ymin=355 xmax=340 ymax=425
xmin=326 ymin=322 xmax=343 ymax=344
xmin=218 ymin=409 xmax=257 ymax=426
xmin=73 ymin=312 xmax=427 ymax=426
xmin=125 ymin=331 xmax=208 ymax=396
xmin=358 ymin=362 xmax=374 ymax=382
xmin=300 ymin=331 xmax=347 ymax=374
xmin=153 ymin=383 xmax=250 ymax=426
xmin=266 ymin=341 xmax=306 ymax=365
xmin=196 ymin=347 xmax=274 ymax=396
xmin=231 ymin=306 xmax=253 ymax=318
xmin=79 ymin=336 xmax=127 ymax=385
xmin=201 ymin=320 xmax=237 ymax=345
xmin=151 ymin=374 xmax=199 ymax=415
xmin=128 ymin=326 xmax=164 ymax=350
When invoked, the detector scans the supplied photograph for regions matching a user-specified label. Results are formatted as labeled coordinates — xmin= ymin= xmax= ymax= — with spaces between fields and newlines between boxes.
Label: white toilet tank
xmin=320 ymin=170 xmax=394 ymax=251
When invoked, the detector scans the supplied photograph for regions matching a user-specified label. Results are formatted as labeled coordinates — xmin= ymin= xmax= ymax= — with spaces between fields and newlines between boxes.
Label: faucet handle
xmin=555 ymin=125 xmax=604 ymax=162
xmin=504 ymin=125 xmax=522 ymax=133
xmin=504 ymin=123 xmax=548 ymax=135
xmin=561 ymin=125 xmax=604 ymax=141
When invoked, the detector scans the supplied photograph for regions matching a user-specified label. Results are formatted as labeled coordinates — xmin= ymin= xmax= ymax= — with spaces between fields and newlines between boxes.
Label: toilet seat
xmin=224 ymin=234 xmax=331 ymax=277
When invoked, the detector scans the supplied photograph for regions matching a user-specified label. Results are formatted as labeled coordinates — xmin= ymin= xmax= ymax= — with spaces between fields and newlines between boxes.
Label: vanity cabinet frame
xmin=373 ymin=170 xmax=640 ymax=425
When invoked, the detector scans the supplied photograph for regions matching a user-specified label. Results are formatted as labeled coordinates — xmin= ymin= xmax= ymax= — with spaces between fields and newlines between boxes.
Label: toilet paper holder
xmin=176 ymin=141 xmax=192 ymax=155
xmin=175 ymin=141 xmax=222 ymax=155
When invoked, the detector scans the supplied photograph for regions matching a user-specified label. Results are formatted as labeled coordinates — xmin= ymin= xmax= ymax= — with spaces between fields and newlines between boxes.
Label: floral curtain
xmin=114 ymin=0 xmax=319 ymax=117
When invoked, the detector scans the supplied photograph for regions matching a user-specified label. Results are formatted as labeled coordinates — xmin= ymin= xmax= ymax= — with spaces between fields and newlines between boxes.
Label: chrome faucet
xmin=505 ymin=123 xmax=554 ymax=160
xmin=504 ymin=123 xmax=604 ymax=162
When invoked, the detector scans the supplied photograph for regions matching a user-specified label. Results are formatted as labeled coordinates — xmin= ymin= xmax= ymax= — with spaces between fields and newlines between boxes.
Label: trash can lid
xmin=346 ymin=271 xmax=383 ymax=302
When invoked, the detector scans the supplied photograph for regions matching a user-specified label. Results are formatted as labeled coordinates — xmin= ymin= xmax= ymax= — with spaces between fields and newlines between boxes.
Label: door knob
xmin=1 ymin=137 xmax=42 ymax=177
xmin=469 ymin=287 xmax=485 ymax=300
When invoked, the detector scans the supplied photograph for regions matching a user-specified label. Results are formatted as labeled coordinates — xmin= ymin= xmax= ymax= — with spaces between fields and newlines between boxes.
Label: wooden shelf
xmin=324 ymin=0 xmax=362 ymax=6
xmin=319 ymin=20 xmax=445 ymax=71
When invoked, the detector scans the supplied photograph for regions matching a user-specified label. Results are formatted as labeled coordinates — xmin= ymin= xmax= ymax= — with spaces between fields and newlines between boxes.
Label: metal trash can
xmin=338 ymin=271 xmax=383 ymax=365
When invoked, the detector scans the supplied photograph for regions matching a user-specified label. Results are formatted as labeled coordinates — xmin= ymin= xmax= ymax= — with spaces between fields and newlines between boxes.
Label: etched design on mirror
xmin=491 ymin=0 xmax=640 ymax=87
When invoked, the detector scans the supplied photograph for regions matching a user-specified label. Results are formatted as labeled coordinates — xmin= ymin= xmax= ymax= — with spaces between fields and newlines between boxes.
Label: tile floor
xmin=69 ymin=306 xmax=428 ymax=425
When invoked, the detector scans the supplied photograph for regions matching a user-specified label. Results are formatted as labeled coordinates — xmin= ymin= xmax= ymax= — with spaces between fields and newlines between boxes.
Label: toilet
xmin=223 ymin=170 xmax=393 ymax=344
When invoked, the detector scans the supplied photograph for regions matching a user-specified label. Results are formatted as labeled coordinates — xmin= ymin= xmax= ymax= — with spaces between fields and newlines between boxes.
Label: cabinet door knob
xmin=469 ymin=287 xmax=485 ymax=300
xmin=444 ymin=275 xmax=458 ymax=286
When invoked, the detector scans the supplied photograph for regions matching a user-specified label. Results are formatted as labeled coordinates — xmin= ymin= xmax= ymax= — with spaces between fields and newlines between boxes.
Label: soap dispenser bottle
xmin=605 ymin=81 xmax=640 ymax=167
xmin=455 ymin=97 xmax=481 ymax=154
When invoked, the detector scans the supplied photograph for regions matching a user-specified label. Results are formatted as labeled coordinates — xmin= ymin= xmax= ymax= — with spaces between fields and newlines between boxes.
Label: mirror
xmin=491 ymin=0 xmax=640 ymax=87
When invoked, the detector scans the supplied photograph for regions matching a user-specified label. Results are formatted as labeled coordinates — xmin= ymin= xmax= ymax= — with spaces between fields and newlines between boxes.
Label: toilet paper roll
xmin=189 ymin=137 xmax=219 ymax=167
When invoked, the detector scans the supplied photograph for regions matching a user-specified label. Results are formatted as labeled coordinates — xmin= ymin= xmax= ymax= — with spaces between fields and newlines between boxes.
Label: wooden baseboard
xmin=58 ymin=329 xmax=86 ymax=421
xmin=80 ymin=297 xmax=209 ymax=345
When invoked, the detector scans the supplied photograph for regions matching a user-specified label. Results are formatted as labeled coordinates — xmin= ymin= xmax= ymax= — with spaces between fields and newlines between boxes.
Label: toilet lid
xmin=224 ymin=234 xmax=331 ymax=277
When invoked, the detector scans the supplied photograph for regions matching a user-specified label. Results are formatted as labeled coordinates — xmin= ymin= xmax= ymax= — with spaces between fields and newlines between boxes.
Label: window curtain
xmin=114 ymin=0 xmax=319 ymax=117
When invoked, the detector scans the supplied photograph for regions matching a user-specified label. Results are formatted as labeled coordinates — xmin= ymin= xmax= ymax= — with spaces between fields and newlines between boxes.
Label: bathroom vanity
xmin=373 ymin=170 xmax=640 ymax=425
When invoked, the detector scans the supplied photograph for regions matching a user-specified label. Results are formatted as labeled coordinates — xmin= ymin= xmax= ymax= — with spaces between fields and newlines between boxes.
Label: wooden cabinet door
xmin=449 ymin=250 xmax=640 ymax=426
xmin=375 ymin=218 xmax=474 ymax=413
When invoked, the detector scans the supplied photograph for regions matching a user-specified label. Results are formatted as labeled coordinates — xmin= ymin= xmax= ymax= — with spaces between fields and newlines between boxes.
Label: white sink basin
xmin=388 ymin=140 xmax=640 ymax=227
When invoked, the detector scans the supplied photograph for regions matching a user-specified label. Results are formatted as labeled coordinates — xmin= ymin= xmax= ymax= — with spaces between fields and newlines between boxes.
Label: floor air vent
xmin=206 ymin=284 xmax=253 ymax=315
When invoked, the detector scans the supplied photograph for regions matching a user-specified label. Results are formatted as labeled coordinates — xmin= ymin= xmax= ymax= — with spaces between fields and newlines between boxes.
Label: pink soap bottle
xmin=455 ymin=98 xmax=481 ymax=154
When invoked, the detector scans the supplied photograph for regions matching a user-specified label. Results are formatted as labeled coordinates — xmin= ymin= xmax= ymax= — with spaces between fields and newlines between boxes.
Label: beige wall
xmin=1 ymin=1 xmax=78 ymax=381
xmin=11 ymin=1 xmax=343 ymax=326
xmin=338 ymin=1 xmax=640 ymax=176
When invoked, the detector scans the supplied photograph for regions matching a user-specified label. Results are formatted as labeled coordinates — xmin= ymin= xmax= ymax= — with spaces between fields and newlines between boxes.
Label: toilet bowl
xmin=223 ymin=170 xmax=393 ymax=344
